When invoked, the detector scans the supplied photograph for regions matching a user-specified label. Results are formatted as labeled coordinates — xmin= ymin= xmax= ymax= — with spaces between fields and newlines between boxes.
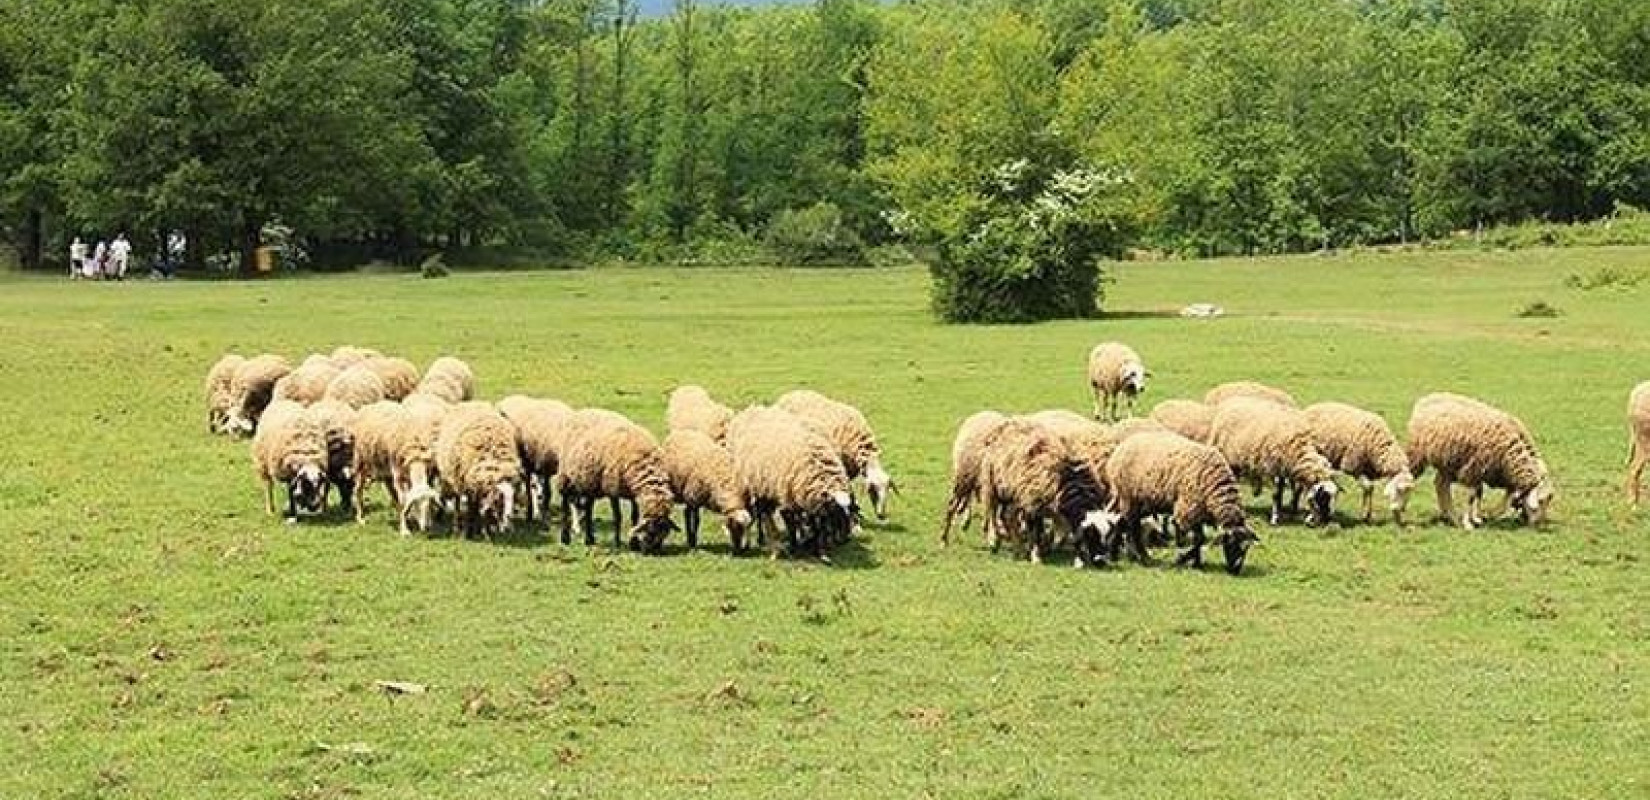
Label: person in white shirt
xmin=109 ymin=234 xmax=133 ymax=280
xmin=69 ymin=237 xmax=87 ymax=279
xmin=92 ymin=239 xmax=108 ymax=279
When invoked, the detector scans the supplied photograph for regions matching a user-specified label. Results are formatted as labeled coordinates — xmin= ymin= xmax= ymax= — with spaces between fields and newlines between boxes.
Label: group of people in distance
xmin=68 ymin=231 xmax=186 ymax=280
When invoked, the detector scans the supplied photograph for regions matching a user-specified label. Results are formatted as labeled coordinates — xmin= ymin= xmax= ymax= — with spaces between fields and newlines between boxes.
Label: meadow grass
xmin=2 ymin=248 xmax=1648 ymax=799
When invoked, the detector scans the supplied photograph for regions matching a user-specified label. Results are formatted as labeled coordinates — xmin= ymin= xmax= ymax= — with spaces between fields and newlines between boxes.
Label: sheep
xmin=1209 ymin=397 xmax=1339 ymax=526
xmin=662 ymin=429 xmax=753 ymax=549
xmin=497 ymin=395 xmax=576 ymax=524
xmin=940 ymin=411 xmax=1012 ymax=546
xmin=975 ymin=418 xmax=1115 ymax=567
xmin=351 ymin=400 xmax=443 ymax=533
xmin=1204 ymin=381 xmax=1298 ymax=409
xmin=1104 ymin=432 xmax=1258 ymax=575
xmin=1028 ymin=409 xmax=1123 ymax=488
xmin=666 ymin=385 xmax=735 ymax=443
xmin=555 ymin=412 xmax=678 ymax=551
xmin=1087 ymin=342 xmax=1148 ymax=421
xmin=1630 ymin=382 xmax=1650 ymax=506
xmin=1406 ymin=393 xmax=1554 ymax=530
xmin=272 ymin=361 xmax=341 ymax=406
xmin=774 ymin=389 xmax=896 ymax=521
xmin=329 ymin=346 xmax=381 ymax=370
xmin=251 ymin=399 xmax=328 ymax=520
xmin=728 ymin=409 xmax=856 ymax=558
xmin=1302 ymin=402 xmax=1415 ymax=524
xmin=402 ymin=391 xmax=452 ymax=415
xmin=434 ymin=404 xmax=522 ymax=538
xmin=1110 ymin=417 xmax=1170 ymax=442
xmin=306 ymin=399 xmax=360 ymax=513
xmin=226 ymin=354 xmax=293 ymax=437
xmin=204 ymin=353 xmax=246 ymax=433
xmin=324 ymin=365 xmax=389 ymax=409
xmin=1150 ymin=399 xmax=1216 ymax=443
xmin=363 ymin=356 xmax=420 ymax=401
xmin=422 ymin=356 xmax=475 ymax=401
xmin=299 ymin=353 xmax=336 ymax=370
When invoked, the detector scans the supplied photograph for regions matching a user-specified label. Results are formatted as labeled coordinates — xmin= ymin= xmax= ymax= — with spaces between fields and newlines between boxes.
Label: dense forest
xmin=1 ymin=0 xmax=1647 ymax=274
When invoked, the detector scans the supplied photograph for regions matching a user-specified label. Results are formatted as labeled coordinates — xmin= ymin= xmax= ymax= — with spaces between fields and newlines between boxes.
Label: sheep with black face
xmin=251 ymin=400 xmax=329 ymax=520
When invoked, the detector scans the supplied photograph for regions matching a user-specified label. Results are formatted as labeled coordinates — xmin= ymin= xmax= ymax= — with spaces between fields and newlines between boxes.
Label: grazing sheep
xmin=352 ymin=400 xmax=444 ymax=533
xmin=1110 ymin=417 xmax=1170 ymax=442
xmin=251 ymin=399 xmax=328 ymax=520
xmin=1087 ymin=342 xmax=1148 ymax=421
xmin=941 ymin=410 xmax=1013 ymax=546
xmin=1630 ymin=382 xmax=1650 ymax=506
xmin=205 ymin=354 xmax=246 ymax=434
xmin=1209 ymin=397 xmax=1339 ymax=526
xmin=1028 ymin=409 xmax=1123 ymax=490
xmin=363 ymin=357 xmax=420 ymax=401
xmin=1407 ymin=393 xmax=1554 ymax=530
xmin=728 ymin=409 xmax=856 ymax=558
xmin=662 ymin=429 xmax=753 ymax=549
xmin=299 ymin=353 xmax=336 ymax=370
xmin=1302 ymin=402 xmax=1415 ymax=524
xmin=272 ymin=361 xmax=342 ymax=406
xmin=307 ymin=399 xmax=360 ymax=513
xmin=666 ymin=385 xmax=735 ymax=443
xmin=434 ymin=405 xmax=522 ymax=538
xmin=497 ymin=395 xmax=576 ymax=524
xmin=1104 ymin=432 xmax=1258 ymax=575
xmin=226 ymin=354 xmax=293 ymax=437
xmin=1205 ymin=381 xmax=1298 ymax=409
xmin=329 ymin=346 xmax=381 ymax=370
xmin=1150 ymin=399 xmax=1216 ymax=443
xmin=325 ymin=365 xmax=389 ymax=409
xmin=976 ymin=418 xmax=1115 ymax=567
xmin=556 ymin=412 xmax=677 ymax=551
xmin=775 ymin=389 xmax=896 ymax=521
xmin=423 ymin=356 xmax=475 ymax=401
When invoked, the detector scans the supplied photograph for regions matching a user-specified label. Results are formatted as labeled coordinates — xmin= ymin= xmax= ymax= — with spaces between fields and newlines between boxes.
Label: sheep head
xmin=1120 ymin=362 xmax=1147 ymax=396
xmin=288 ymin=463 xmax=327 ymax=515
xmin=1220 ymin=525 xmax=1260 ymax=575
xmin=628 ymin=513 xmax=679 ymax=554
xmin=1384 ymin=471 xmax=1416 ymax=524
xmin=1305 ymin=479 xmax=1339 ymax=527
xmin=863 ymin=462 xmax=894 ymax=521
xmin=1514 ymin=470 xmax=1555 ymax=526
xmin=476 ymin=480 xmax=516 ymax=536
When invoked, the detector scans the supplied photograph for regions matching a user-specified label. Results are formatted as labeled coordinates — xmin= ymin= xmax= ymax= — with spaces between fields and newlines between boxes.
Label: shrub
xmin=420 ymin=253 xmax=450 ymax=279
xmin=764 ymin=202 xmax=867 ymax=266
xmin=1515 ymin=300 xmax=1561 ymax=318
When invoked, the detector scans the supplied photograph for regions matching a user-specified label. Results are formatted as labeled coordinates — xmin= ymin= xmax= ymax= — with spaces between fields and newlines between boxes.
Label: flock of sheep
xmin=205 ymin=341 xmax=1650 ymax=574
xmin=204 ymin=347 xmax=894 ymax=559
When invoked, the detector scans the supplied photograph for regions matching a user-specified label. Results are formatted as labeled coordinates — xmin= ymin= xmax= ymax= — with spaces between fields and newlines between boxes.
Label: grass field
xmin=3 ymin=248 xmax=1648 ymax=799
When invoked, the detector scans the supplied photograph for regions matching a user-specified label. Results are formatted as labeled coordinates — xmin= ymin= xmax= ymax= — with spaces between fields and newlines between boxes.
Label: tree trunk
xmin=239 ymin=218 xmax=261 ymax=276
xmin=21 ymin=207 xmax=43 ymax=271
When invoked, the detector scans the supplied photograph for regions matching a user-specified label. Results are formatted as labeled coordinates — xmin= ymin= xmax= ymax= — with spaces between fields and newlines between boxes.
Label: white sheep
xmin=205 ymin=353 xmax=246 ymax=434
xmin=774 ymin=389 xmax=896 ymax=521
xmin=940 ymin=410 xmax=1012 ymax=546
xmin=1087 ymin=342 xmax=1147 ymax=421
xmin=226 ymin=354 xmax=293 ymax=437
xmin=1104 ymin=431 xmax=1258 ymax=574
xmin=1302 ymin=402 xmax=1415 ymax=524
xmin=666 ymin=384 xmax=735 ymax=443
xmin=306 ymin=399 xmax=360 ymax=514
xmin=728 ymin=407 xmax=856 ymax=558
xmin=324 ymin=365 xmax=389 ymax=409
xmin=251 ymin=399 xmax=328 ymax=520
xmin=1150 ymin=399 xmax=1216 ymax=443
xmin=363 ymin=356 xmax=421 ymax=401
xmin=497 ymin=395 xmax=576 ymax=525
xmin=434 ymin=404 xmax=522 ymax=538
xmin=555 ymin=411 xmax=678 ymax=551
xmin=272 ymin=361 xmax=341 ymax=406
xmin=1209 ymin=397 xmax=1339 ymax=526
xmin=662 ymin=429 xmax=753 ymax=549
xmin=1205 ymin=381 xmax=1298 ymax=409
xmin=1630 ymin=382 xmax=1650 ymax=506
xmin=1407 ymin=393 xmax=1554 ymax=529
xmin=329 ymin=346 xmax=381 ymax=370
xmin=422 ymin=356 xmax=475 ymax=402
xmin=975 ymin=417 xmax=1115 ymax=566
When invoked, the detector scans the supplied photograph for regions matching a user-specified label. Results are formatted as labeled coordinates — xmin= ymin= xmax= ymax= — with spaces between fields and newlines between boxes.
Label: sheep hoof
xmin=284 ymin=517 xmax=299 ymax=526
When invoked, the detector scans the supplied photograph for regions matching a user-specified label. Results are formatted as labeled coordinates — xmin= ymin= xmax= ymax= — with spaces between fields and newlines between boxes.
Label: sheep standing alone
xmin=662 ymin=429 xmax=753 ymax=548
xmin=1209 ymin=397 xmax=1339 ymax=526
xmin=434 ymin=405 xmax=522 ymax=538
xmin=556 ymin=413 xmax=677 ymax=551
xmin=728 ymin=409 xmax=855 ymax=558
xmin=1302 ymin=402 xmax=1415 ymax=524
xmin=422 ymin=357 xmax=475 ymax=402
xmin=251 ymin=399 xmax=328 ymax=520
xmin=364 ymin=357 xmax=420 ymax=401
xmin=667 ymin=385 xmax=735 ymax=443
xmin=941 ymin=411 xmax=1012 ymax=546
xmin=273 ymin=361 xmax=342 ymax=406
xmin=975 ymin=418 xmax=1114 ymax=566
xmin=205 ymin=354 xmax=246 ymax=433
xmin=227 ymin=354 xmax=293 ymax=436
xmin=325 ymin=365 xmax=389 ymax=409
xmin=1104 ymin=432 xmax=1258 ymax=574
xmin=1205 ymin=381 xmax=1298 ymax=409
xmin=1630 ymin=382 xmax=1650 ymax=506
xmin=1150 ymin=399 xmax=1216 ymax=443
xmin=1087 ymin=342 xmax=1148 ymax=421
xmin=497 ymin=395 xmax=576 ymax=524
xmin=774 ymin=389 xmax=895 ymax=521
xmin=1407 ymin=393 xmax=1554 ymax=529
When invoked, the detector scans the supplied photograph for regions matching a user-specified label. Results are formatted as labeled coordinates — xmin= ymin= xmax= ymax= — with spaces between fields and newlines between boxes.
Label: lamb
xmin=422 ymin=356 xmax=475 ymax=402
xmin=555 ymin=412 xmax=678 ymax=551
xmin=226 ymin=354 xmax=293 ymax=436
xmin=940 ymin=410 xmax=1012 ymax=546
xmin=1204 ymin=381 xmax=1298 ymax=409
xmin=363 ymin=356 xmax=420 ymax=401
xmin=666 ymin=385 xmax=735 ymax=443
xmin=306 ymin=399 xmax=360 ymax=513
xmin=1209 ymin=397 xmax=1339 ymax=526
xmin=324 ymin=365 xmax=389 ymax=409
xmin=272 ymin=361 xmax=342 ymax=406
xmin=204 ymin=353 xmax=246 ymax=433
xmin=774 ymin=389 xmax=896 ymax=521
xmin=1630 ymin=382 xmax=1650 ymax=506
xmin=728 ymin=409 xmax=856 ymax=558
xmin=1087 ymin=342 xmax=1148 ymax=421
xmin=329 ymin=346 xmax=381 ymax=370
xmin=975 ymin=418 xmax=1115 ymax=566
xmin=351 ymin=400 xmax=443 ymax=533
xmin=497 ymin=395 xmax=576 ymax=524
xmin=434 ymin=404 xmax=522 ymax=538
xmin=250 ymin=399 xmax=328 ymax=520
xmin=1150 ymin=399 xmax=1216 ymax=443
xmin=1406 ymin=393 xmax=1554 ymax=529
xmin=662 ymin=429 xmax=753 ymax=549
xmin=1302 ymin=402 xmax=1415 ymax=524
xmin=1104 ymin=432 xmax=1258 ymax=575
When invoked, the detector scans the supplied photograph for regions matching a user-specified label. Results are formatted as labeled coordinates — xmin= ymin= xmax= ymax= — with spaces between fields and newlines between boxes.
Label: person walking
xmin=69 ymin=237 xmax=87 ymax=279
xmin=92 ymin=239 xmax=108 ymax=280
xmin=109 ymin=233 xmax=132 ymax=280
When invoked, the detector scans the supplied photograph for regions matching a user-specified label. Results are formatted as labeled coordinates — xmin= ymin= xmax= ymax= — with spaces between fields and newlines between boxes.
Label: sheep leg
xmin=1467 ymin=485 xmax=1486 ymax=529
xmin=607 ymin=497 xmax=624 ymax=548
xmin=686 ymin=506 xmax=700 ymax=549
xmin=580 ymin=497 xmax=597 ymax=546
xmin=1269 ymin=477 xmax=1286 ymax=526
xmin=1433 ymin=473 xmax=1457 ymax=527
xmin=1360 ymin=478 xmax=1375 ymax=524
xmin=1028 ymin=517 xmax=1046 ymax=565
xmin=1174 ymin=527 xmax=1205 ymax=569
xmin=264 ymin=477 xmax=277 ymax=516
xmin=558 ymin=486 xmax=573 ymax=545
xmin=1092 ymin=390 xmax=1104 ymax=421
xmin=1630 ymin=447 xmax=1647 ymax=507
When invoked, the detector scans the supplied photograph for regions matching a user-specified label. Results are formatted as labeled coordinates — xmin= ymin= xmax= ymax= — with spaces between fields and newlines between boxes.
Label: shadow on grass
xmin=1097 ymin=309 xmax=1185 ymax=321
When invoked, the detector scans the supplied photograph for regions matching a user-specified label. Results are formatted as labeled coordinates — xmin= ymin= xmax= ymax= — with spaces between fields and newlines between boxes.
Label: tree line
xmin=1 ymin=0 xmax=1646 ymax=274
